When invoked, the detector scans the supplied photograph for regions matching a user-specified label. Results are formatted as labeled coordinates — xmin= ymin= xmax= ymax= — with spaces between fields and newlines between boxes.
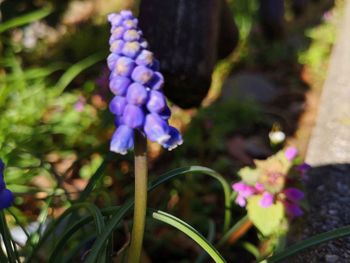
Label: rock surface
xmin=287 ymin=2 xmax=350 ymax=262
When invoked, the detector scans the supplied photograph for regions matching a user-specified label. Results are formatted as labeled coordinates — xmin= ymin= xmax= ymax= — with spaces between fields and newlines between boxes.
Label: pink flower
xmin=259 ymin=192 xmax=274 ymax=208
xmin=285 ymin=146 xmax=298 ymax=161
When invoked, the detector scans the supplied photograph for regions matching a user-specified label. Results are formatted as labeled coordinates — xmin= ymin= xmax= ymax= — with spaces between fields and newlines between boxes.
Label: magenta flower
xmin=259 ymin=192 xmax=274 ymax=208
xmin=285 ymin=146 xmax=298 ymax=161
xmin=107 ymin=11 xmax=182 ymax=154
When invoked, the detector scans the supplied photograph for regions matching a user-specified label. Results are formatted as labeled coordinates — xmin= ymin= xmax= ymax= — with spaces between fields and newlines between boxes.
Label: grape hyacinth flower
xmin=107 ymin=10 xmax=183 ymax=155
xmin=0 ymin=160 xmax=14 ymax=210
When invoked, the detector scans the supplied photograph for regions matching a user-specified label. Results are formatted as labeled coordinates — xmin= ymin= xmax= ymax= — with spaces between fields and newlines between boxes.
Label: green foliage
xmin=247 ymin=196 xmax=284 ymax=236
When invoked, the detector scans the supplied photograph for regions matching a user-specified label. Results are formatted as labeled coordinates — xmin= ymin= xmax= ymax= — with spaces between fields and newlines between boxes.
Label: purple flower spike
xmin=123 ymin=30 xmax=141 ymax=42
xmin=107 ymin=54 xmax=119 ymax=71
xmin=285 ymin=146 xmax=298 ymax=161
xmin=162 ymin=126 xmax=183 ymax=150
xmin=126 ymin=83 xmax=148 ymax=105
xmin=107 ymin=10 xmax=182 ymax=154
xmin=110 ymin=40 xmax=124 ymax=53
xmin=122 ymin=104 xmax=145 ymax=128
xmin=147 ymin=90 xmax=166 ymax=113
xmin=109 ymin=76 xmax=131 ymax=96
xmin=135 ymin=50 xmax=154 ymax=66
xmin=123 ymin=18 xmax=138 ymax=29
xmin=297 ymin=163 xmax=311 ymax=172
xmin=148 ymin=72 xmax=164 ymax=90
xmin=0 ymin=189 xmax=14 ymax=210
xmin=110 ymin=125 xmax=134 ymax=154
xmin=108 ymin=14 xmax=123 ymax=26
xmin=259 ymin=192 xmax=274 ymax=208
xmin=284 ymin=201 xmax=303 ymax=217
xmin=122 ymin=42 xmax=141 ymax=58
xmin=114 ymin=57 xmax=135 ymax=77
xmin=0 ymin=160 xmax=13 ymax=210
xmin=284 ymin=188 xmax=304 ymax=202
xmin=131 ymin=66 xmax=153 ymax=84
xmin=144 ymin=114 xmax=170 ymax=143
xmin=109 ymin=96 xmax=127 ymax=116
xmin=110 ymin=27 xmax=126 ymax=43
xmin=159 ymin=106 xmax=171 ymax=120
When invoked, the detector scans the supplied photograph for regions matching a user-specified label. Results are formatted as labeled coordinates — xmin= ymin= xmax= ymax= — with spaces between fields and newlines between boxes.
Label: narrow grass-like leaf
xmin=265 ymin=225 xmax=350 ymax=262
xmin=0 ymin=212 xmax=17 ymax=263
xmin=217 ymin=215 xmax=250 ymax=248
xmin=85 ymin=166 xmax=231 ymax=263
xmin=153 ymin=210 xmax=226 ymax=263
xmin=48 ymin=206 xmax=116 ymax=263
xmin=25 ymin=203 xmax=105 ymax=263
xmin=49 ymin=203 xmax=105 ymax=263
xmin=0 ymin=6 xmax=52 ymax=33
xmin=195 ymin=220 xmax=216 ymax=263
xmin=54 ymin=53 xmax=105 ymax=95
xmin=150 ymin=166 xmax=232 ymax=232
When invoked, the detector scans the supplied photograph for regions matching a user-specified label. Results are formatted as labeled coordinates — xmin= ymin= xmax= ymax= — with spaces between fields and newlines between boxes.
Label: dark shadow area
xmin=287 ymin=164 xmax=350 ymax=262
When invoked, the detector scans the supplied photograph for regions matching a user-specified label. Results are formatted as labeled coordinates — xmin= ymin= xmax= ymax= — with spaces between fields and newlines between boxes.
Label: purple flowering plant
xmin=107 ymin=10 xmax=183 ymax=155
xmin=232 ymin=146 xmax=308 ymax=236
xmin=0 ymin=160 xmax=13 ymax=211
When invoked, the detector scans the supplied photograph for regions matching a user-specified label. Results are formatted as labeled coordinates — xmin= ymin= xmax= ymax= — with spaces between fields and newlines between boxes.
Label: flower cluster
xmin=107 ymin=10 xmax=183 ymax=154
xmin=0 ymin=160 xmax=14 ymax=210
xmin=232 ymin=147 xmax=308 ymax=217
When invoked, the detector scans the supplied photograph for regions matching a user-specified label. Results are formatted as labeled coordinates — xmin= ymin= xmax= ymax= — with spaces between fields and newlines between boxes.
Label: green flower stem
xmin=128 ymin=131 xmax=148 ymax=263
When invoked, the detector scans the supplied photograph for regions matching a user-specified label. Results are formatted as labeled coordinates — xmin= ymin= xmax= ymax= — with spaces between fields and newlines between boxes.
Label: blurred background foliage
xmin=0 ymin=0 xmax=341 ymax=261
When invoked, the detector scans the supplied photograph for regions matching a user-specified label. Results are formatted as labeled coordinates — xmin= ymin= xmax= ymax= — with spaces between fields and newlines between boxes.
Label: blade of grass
xmin=265 ymin=225 xmax=350 ymax=262
xmin=0 ymin=6 xmax=52 ymax=33
xmin=217 ymin=215 xmax=250 ymax=248
xmin=195 ymin=220 xmax=216 ymax=263
xmin=153 ymin=210 xmax=226 ymax=263
xmin=54 ymin=53 xmax=105 ymax=95
xmin=85 ymin=166 xmax=231 ymax=263
xmin=0 ymin=211 xmax=17 ymax=263
xmin=49 ymin=207 xmax=119 ymax=262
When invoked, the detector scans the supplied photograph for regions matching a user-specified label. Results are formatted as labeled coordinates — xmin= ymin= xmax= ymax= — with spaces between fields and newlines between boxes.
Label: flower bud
xmin=126 ymin=83 xmax=148 ymax=106
xmin=109 ymin=96 xmax=127 ymax=115
xmin=147 ymin=90 xmax=166 ymax=113
xmin=122 ymin=104 xmax=145 ymax=128
xmin=115 ymin=57 xmax=135 ymax=77
xmin=109 ymin=76 xmax=131 ymax=96
xmin=131 ymin=65 xmax=153 ymax=84
xmin=144 ymin=114 xmax=170 ymax=143
xmin=110 ymin=125 xmax=134 ymax=154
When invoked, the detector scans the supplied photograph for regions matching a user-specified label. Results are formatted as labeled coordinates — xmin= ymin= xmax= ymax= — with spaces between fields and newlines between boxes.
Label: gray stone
xmin=221 ymin=73 xmax=279 ymax=104
xmin=325 ymin=254 xmax=339 ymax=263
xmin=287 ymin=2 xmax=350 ymax=262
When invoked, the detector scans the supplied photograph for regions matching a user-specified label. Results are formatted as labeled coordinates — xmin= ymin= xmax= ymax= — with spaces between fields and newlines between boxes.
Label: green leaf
xmin=247 ymin=196 xmax=284 ymax=236
xmin=48 ymin=203 xmax=106 ymax=263
xmin=153 ymin=210 xmax=226 ymax=263
xmin=265 ymin=225 xmax=350 ymax=263
xmin=0 ymin=212 xmax=17 ymax=263
xmin=54 ymin=53 xmax=105 ymax=95
xmin=84 ymin=166 xmax=231 ymax=263
xmin=0 ymin=6 xmax=52 ymax=33
xmin=238 ymin=167 xmax=259 ymax=185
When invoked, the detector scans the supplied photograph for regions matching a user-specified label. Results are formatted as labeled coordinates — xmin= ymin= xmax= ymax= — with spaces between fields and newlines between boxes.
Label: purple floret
xmin=0 ymin=160 xmax=13 ymax=210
